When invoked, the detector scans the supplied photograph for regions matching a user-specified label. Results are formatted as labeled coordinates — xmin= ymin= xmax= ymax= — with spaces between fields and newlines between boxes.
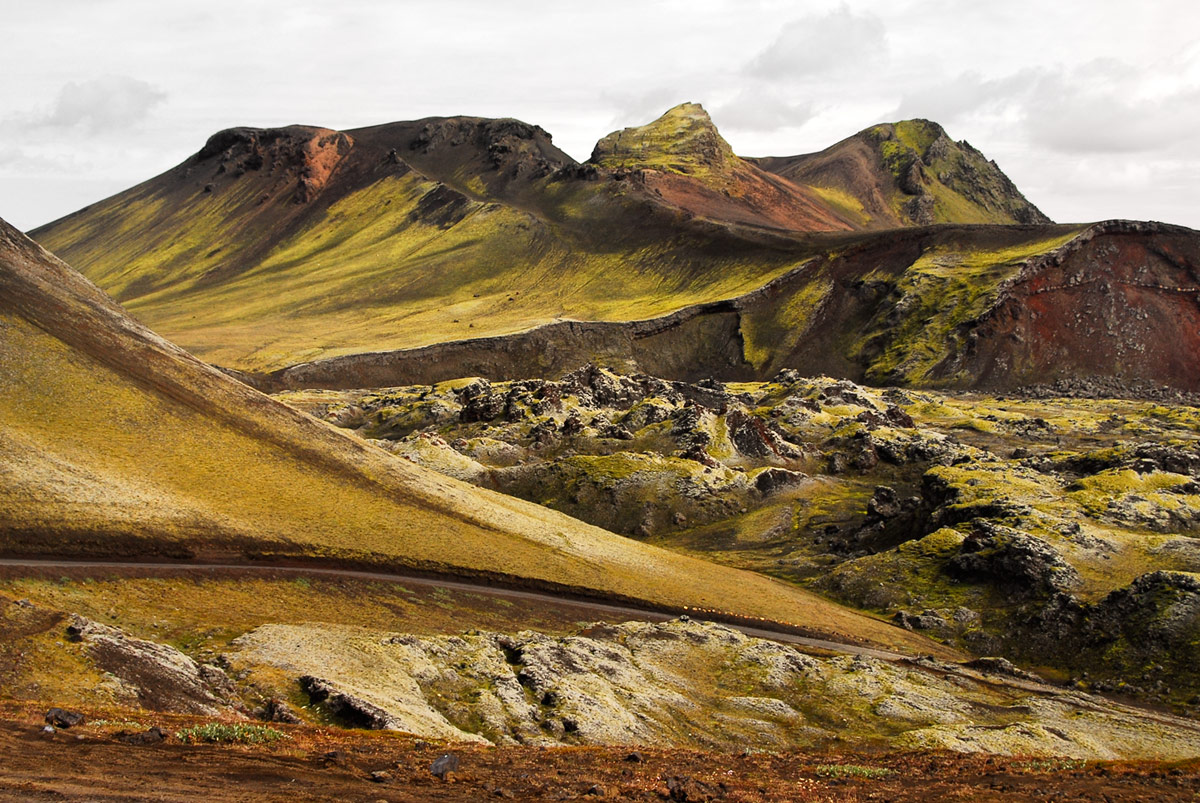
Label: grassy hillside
xmin=0 ymin=218 xmax=947 ymax=655
xmin=31 ymin=108 xmax=1054 ymax=376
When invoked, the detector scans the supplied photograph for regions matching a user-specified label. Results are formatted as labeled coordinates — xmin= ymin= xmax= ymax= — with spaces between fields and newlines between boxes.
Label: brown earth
xmin=2 ymin=710 xmax=1197 ymax=802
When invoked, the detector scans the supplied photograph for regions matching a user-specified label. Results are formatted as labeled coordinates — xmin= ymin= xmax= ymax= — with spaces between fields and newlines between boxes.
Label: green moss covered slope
xmin=31 ymin=108 xmax=1060 ymax=377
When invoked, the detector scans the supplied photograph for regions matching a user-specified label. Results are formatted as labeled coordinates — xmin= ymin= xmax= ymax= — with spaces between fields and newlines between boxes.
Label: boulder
xmin=116 ymin=726 xmax=168 ymax=745
xmin=65 ymin=615 xmax=239 ymax=716
xmin=947 ymin=524 xmax=1081 ymax=595
xmin=44 ymin=708 xmax=84 ymax=729
xmin=430 ymin=753 xmax=460 ymax=779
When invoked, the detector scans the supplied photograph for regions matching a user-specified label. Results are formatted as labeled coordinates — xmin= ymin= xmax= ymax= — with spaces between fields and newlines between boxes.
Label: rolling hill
xmin=0 ymin=216 xmax=947 ymax=655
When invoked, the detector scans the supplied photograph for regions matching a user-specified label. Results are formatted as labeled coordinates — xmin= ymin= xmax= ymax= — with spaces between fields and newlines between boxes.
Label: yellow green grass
xmin=855 ymin=230 xmax=1083 ymax=385
xmin=0 ymin=220 xmax=947 ymax=656
xmin=35 ymin=168 xmax=807 ymax=372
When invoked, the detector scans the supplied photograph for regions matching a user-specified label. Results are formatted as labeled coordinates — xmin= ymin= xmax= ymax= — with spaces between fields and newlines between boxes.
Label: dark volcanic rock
xmin=300 ymin=675 xmax=400 ymax=730
xmin=665 ymin=774 xmax=724 ymax=801
xmin=116 ymin=726 xmax=168 ymax=745
xmin=458 ymin=379 xmax=507 ymax=422
xmin=1091 ymin=571 xmax=1200 ymax=642
xmin=44 ymin=708 xmax=84 ymax=729
xmin=947 ymin=524 xmax=1081 ymax=595
xmin=430 ymin=753 xmax=460 ymax=780
xmin=755 ymin=467 xmax=806 ymax=495
xmin=252 ymin=698 xmax=302 ymax=724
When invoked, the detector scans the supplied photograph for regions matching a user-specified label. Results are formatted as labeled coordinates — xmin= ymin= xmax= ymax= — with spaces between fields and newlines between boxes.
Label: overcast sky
xmin=3 ymin=0 xmax=1197 ymax=230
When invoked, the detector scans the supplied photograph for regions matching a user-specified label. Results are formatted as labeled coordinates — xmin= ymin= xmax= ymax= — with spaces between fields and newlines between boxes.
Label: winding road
xmin=7 ymin=556 xmax=1200 ymax=734
xmin=0 ymin=557 xmax=906 ymax=659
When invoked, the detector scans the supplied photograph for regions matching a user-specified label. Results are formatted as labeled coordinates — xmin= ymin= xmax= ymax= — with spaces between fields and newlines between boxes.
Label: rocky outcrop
xmin=195 ymin=125 xmax=354 ymax=204
xmin=232 ymin=618 xmax=1200 ymax=759
xmin=65 ymin=616 xmax=241 ymax=716
xmin=303 ymin=366 xmax=825 ymax=538
xmin=947 ymin=524 xmax=1082 ymax=596
xmin=1017 ymin=571 xmax=1200 ymax=701
xmin=590 ymin=103 xmax=734 ymax=173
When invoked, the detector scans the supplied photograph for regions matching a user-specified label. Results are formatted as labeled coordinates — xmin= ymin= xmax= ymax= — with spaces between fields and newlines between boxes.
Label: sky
xmin=2 ymin=0 xmax=1197 ymax=231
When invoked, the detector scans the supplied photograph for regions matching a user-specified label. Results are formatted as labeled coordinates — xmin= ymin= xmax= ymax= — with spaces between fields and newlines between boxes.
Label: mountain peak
xmin=191 ymin=124 xmax=354 ymax=203
xmin=865 ymin=118 xmax=1050 ymax=225
xmin=755 ymin=117 xmax=1051 ymax=227
xmin=589 ymin=103 xmax=734 ymax=172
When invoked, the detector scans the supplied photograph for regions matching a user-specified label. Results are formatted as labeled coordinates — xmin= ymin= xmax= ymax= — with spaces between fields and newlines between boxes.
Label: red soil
xmin=3 ymin=709 xmax=1196 ymax=802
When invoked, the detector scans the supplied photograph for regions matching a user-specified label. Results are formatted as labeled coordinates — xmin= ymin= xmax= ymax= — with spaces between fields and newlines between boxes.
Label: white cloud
xmin=37 ymin=75 xmax=167 ymax=133
xmin=1021 ymin=60 xmax=1200 ymax=154
xmin=746 ymin=5 xmax=887 ymax=79
xmin=713 ymin=90 xmax=814 ymax=133
xmin=1 ymin=1 xmax=1198 ymax=229
xmin=892 ymin=71 xmax=1033 ymax=127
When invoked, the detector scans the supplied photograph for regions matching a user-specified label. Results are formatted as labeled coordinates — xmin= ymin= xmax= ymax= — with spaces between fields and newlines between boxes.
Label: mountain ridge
xmin=753 ymin=118 xmax=1051 ymax=228
xmin=29 ymin=104 xmax=1192 ymax=395
xmin=28 ymin=105 xmax=1060 ymax=376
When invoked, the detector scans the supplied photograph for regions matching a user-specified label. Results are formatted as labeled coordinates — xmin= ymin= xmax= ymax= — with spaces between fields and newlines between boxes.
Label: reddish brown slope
xmin=966 ymin=221 xmax=1200 ymax=389
xmin=589 ymin=102 xmax=856 ymax=233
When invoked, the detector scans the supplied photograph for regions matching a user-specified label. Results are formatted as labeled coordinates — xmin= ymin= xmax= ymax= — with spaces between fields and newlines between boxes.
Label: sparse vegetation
xmin=815 ymin=764 xmax=896 ymax=779
xmin=176 ymin=723 xmax=289 ymax=744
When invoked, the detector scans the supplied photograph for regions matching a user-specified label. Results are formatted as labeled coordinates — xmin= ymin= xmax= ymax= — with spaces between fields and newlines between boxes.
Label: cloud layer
xmin=0 ymin=0 xmax=1196 ymax=229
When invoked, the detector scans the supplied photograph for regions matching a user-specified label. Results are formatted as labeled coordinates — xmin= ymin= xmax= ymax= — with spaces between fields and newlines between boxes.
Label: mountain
xmin=0 ymin=216 xmax=947 ymax=655
xmin=30 ymin=105 xmax=1047 ymax=377
xmin=752 ymin=119 xmax=1051 ymax=228
xmin=589 ymin=102 xmax=856 ymax=231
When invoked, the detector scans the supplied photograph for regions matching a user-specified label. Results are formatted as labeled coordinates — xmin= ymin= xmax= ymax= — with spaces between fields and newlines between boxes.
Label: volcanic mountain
xmin=29 ymin=103 xmax=1200 ymax=393
xmin=753 ymin=118 xmax=1050 ymax=228
xmin=0 ymin=216 xmax=951 ymax=654
xmin=30 ymin=105 xmax=1048 ymax=373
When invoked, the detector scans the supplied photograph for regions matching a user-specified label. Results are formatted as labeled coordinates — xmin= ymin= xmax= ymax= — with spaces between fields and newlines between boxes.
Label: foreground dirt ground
xmin=3 ymin=710 xmax=1199 ymax=802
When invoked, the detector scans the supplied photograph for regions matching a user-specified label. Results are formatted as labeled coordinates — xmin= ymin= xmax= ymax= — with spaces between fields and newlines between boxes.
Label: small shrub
xmin=1015 ymin=758 xmax=1086 ymax=773
xmin=175 ymin=723 xmax=289 ymax=744
xmin=814 ymin=764 xmax=895 ymax=780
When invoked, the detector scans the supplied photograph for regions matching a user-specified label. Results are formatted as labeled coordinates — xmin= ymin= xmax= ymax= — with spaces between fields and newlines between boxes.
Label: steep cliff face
xmin=962 ymin=221 xmax=1200 ymax=388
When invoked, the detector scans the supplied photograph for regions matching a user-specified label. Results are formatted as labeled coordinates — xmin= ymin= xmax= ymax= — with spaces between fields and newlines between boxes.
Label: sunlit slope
xmin=0 ymin=219 xmax=944 ymax=654
xmin=34 ymin=119 xmax=815 ymax=372
xmin=31 ymin=109 xmax=1052 ymax=375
